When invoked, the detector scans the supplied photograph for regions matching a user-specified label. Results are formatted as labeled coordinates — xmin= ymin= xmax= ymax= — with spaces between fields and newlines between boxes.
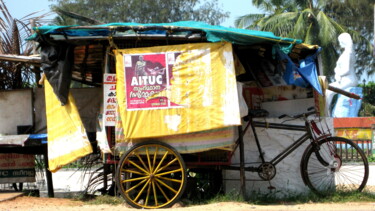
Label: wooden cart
xmin=30 ymin=22 xmax=321 ymax=208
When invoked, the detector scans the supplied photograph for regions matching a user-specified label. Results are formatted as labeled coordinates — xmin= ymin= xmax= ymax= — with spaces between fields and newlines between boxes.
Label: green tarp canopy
xmin=29 ymin=21 xmax=301 ymax=46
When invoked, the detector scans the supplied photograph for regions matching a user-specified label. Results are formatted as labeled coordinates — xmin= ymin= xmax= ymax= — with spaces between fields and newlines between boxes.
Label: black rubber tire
xmin=300 ymin=137 xmax=369 ymax=195
xmin=115 ymin=141 xmax=187 ymax=208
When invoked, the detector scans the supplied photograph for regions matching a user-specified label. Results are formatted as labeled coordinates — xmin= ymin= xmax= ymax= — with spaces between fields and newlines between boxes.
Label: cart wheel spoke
xmin=153 ymin=150 xmax=169 ymax=173
xmin=135 ymin=152 xmax=150 ymax=172
xmin=155 ymin=168 xmax=183 ymax=176
xmin=125 ymin=178 xmax=147 ymax=193
xmin=157 ymin=176 xmax=183 ymax=183
xmin=152 ymin=180 xmax=158 ymax=206
xmin=155 ymin=157 xmax=178 ymax=173
xmin=145 ymin=182 xmax=152 ymax=206
xmin=152 ymin=147 xmax=159 ymax=172
xmin=134 ymin=178 xmax=151 ymax=202
xmin=122 ymin=175 xmax=149 ymax=184
xmin=128 ymin=160 xmax=149 ymax=175
xmin=155 ymin=178 xmax=177 ymax=194
xmin=122 ymin=169 xmax=145 ymax=176
xmin=146 ymin=147 xmax=152 ymax=172
xmin=155 ymin=179 xmax=170 ymax=201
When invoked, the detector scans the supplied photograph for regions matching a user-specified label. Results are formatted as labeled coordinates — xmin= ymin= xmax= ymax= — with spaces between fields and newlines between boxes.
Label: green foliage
xmin=359 ymin=82 xmax=375 ymax=116
xmin=48 ymin=0 xmax=229 ymax=26
xmin=358 ymin=103 xmax=375 ymax=117
xmin=183 ymin=169 xmax=224 ymax=203
xmin=207 ymin=191 xmax=245 ymax=203
xmin=368 ymin=155 xmax=375 ymax=163
xmin=361 ymin=82 xmax=375 ymax=105
xmin=82 ymin=195 xmax=124 ymax=205
xmin=235 ymin=0 xmax=373 ymax=79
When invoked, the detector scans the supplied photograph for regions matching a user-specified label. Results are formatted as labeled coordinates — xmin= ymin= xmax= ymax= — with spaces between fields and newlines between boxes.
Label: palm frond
xmin=0 ymin=0 xmax=53 ymax=90
xmin=11 ymin=20 xmax=21 ymax=55
xmin=54 ymin=7 xmax=103 ymax=25
xmin=260 ymin=12 xmax=298 ymax=36
xmin=291 ymin=9 xmax=312 ymax=40
xmin=316 ymin=11 xmax=340 ymax=47
xmin=320 ymin=44 xmax=338 ymax=78
xmin=346 ymin=29 xmax=373 ymax=53
xmin=234 ymin=13 xmax=265 ymax=29
xmin=0 ymin=0 xmax=12 ymax=25
xmin=304 ymin=23 xmax=314 ymax=44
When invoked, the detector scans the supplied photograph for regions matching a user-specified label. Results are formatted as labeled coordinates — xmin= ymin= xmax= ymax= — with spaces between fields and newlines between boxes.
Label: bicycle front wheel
xmin=301 ymin=137 xmax=369 ymax=195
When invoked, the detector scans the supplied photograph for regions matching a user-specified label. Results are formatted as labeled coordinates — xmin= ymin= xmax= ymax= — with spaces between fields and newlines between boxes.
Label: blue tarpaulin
xmin=276 ymin=47 xmax=323 ymax=95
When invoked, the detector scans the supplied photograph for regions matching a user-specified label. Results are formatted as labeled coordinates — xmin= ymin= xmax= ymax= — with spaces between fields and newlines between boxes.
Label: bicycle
xmin=242 ymin=107 xmax=369 ymax=195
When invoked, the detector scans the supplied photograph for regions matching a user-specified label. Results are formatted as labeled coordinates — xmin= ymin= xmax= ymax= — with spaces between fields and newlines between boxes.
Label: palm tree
xmin=235 ymin=0 xmax=372 ymax=79
xmin=235 ymin=0 xmax=297 ymax=36
xmin=0 ymin=0 xmax=51 ymax=90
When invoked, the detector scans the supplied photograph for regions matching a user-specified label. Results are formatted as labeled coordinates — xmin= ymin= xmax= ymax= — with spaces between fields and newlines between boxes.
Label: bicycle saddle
xmin=246 ymin=109 xmax=269 ymax=119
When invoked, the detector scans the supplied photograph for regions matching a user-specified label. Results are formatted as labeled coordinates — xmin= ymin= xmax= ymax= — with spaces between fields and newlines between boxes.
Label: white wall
xmin=0 ymin=89 xmax=33 ymax=135
xmin=261 ymin=98 xmax=315 ymax=118
xmin=224 ymin=117 xmax=333 ymax=198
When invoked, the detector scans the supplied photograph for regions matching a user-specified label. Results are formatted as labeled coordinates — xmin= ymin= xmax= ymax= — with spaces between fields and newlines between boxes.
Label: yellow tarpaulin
xmin=115 ymin=42 xmax=241 ymax=139
xmin=45 ymin=80 xmax=92 ymax=172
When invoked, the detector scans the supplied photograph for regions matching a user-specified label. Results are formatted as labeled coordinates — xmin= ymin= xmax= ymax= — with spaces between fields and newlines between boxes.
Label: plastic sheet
xmin=44 ymin=80 xmax=92 ymax=172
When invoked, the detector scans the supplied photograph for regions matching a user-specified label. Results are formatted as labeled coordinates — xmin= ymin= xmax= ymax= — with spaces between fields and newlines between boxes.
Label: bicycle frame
xmin=247 ymin=118 xmax=326 ymax=168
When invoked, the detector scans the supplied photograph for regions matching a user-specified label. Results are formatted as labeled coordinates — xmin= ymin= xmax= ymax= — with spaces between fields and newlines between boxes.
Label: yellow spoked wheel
xmin=116 ymin=141 xmax=187 ymax=209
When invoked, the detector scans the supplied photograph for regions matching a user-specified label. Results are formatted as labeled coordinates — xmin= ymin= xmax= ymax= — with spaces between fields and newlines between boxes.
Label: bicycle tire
xmin=300 ymin=136 xmax=369 ymax=195
xmin=115 ymin=141 xmax=187 ymax=208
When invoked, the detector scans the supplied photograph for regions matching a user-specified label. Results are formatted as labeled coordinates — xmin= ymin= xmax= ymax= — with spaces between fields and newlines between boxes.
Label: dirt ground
xmin=0 ymin=196 xmax=375 ymax=211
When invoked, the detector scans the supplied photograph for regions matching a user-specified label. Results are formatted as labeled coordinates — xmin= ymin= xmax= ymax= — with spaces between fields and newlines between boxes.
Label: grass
xmin=75 ymin=194 xmax=125 ymax=206
xmin=202 ymin=190 xmax=375 ymax=206
xmin=250 ymin=191 xmax=375 ymax=205
xmin=205 ymin=191 xmax=246 ymax=203
xmin=73 ymin=190 xmax=375 ymax=207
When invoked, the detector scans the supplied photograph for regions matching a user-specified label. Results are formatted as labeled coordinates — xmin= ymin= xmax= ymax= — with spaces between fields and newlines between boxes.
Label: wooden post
xmin=238 ymin=126 xmax=246 ymax=199
xmin=43 ymin=149 xmax=54 ymax=197
xmin=103 ymin=163 xmax=109 ymax=192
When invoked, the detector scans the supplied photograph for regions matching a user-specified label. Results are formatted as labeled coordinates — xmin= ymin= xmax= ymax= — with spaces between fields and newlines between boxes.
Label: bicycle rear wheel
xmin=301 ymin=137 xmax=369 ymax=195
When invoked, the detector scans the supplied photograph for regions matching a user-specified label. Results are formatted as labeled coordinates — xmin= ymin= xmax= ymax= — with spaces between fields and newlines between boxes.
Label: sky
xmin=5 ymin=0 xmax=260 ymax=27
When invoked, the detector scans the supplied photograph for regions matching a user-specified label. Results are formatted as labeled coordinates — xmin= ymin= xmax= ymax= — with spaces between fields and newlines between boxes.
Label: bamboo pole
xmin=0 ymin=54 xmax=41 ymax=64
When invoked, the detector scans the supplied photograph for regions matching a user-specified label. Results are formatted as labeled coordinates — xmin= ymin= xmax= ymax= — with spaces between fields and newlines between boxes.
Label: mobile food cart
xmin=29 ymin=21 xmax=344 ymax=208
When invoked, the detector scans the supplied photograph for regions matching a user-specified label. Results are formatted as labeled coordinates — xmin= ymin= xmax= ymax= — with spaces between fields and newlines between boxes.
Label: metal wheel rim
xmin=302 ymin=137 xmax=369 ymax=195
xmin=117 ymin=142 xmax=186 ymax=208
